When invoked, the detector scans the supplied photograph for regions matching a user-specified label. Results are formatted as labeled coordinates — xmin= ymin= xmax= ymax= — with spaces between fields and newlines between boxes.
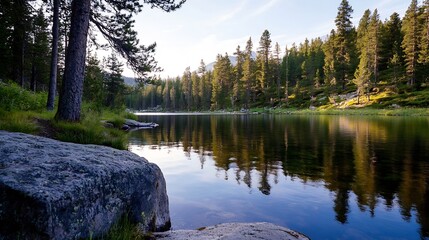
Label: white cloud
xmin=250 ymin=0 xmax=280 ymax=17
xmin=211 ymin=0 xmax=247 ymax=26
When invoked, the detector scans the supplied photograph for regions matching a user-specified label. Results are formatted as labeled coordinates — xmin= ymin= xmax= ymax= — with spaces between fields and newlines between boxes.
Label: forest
xmin=0 ymin=0 xmax=428 ymax=113
xmin=128 ymin=0 xmax=429 ymax=111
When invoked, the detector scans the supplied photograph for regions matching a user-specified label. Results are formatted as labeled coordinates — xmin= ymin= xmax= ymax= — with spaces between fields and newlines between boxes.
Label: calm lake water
xmin=128 ymin=114 xmax=429 ymax=240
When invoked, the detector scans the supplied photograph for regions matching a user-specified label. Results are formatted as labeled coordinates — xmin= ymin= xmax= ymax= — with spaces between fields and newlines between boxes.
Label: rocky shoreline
xmin=154 ymin=222 xmax=309 ymax=240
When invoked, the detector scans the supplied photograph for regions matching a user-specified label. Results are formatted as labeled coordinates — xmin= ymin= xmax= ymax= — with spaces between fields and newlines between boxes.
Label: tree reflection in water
xmin=129 ymin=114 xmax=429 ymax=238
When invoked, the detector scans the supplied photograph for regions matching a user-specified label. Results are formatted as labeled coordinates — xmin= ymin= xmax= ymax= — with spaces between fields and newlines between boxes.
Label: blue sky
xmin=123 ymin=0 xmax=409 ymax=78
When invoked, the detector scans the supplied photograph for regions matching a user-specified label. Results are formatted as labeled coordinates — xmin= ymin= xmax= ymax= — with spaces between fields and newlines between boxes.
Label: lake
xmin=128 ymin=113 xmax=429 ymax=240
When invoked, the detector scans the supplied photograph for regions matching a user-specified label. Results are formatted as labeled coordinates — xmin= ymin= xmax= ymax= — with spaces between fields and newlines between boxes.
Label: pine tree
xmin=356 ymin=10 xmax=371 ymax=56
xmin=311 ymin=38 xmax=325 ymax=89
xmin=257 ymin=30 xmax=272 ymax=98
xmin=182 ymin=66 xmax=192 ymax=111
xmin=402 ymin=0 xmax=420 ymax=86
xmin=354 ymin=9 xmax=371 ymax=102
xmin=197 ymin=59 xmax=211 ymax=110
xmin=47 ymin=0 xmax=60 ymax=111
xmin=379 ymin=12 xmax=404 ymax=80
xmin=169 ymin=83 xmax=176 ymax=110
xmin=354 ymin=48 xmax=371 ymax=103
xmin=287 ymin=44 xmax=301 ymax=89
xmin=418 ymin=0 xmax=429 ymax=81
xmin=104 ymin=53 xmax=125 ymax=108
xmin=368 ymin=9 xmax=380 ymax=84
xmin=191 ymin=71 xmax=200 ymax=110
xmin=212 ymin=53 xmax=233 ymax=109
xmin=10 ymin=0 xmax=32 ymax=87
xmin=334 ymin=0 xmax=356 ymax=90
xmin=0 ymin=1 xmax=14 ymax=80
xmin=233 ymin=45 xmax=244 ymax=108
xmin=29 ymin=7 xmax=50 ymax=92
xmin=241 ymin=37 xmax=255 ymax=109
xmin=163 ymin=79 xmax=171 ymax=110
xmin=282 ymin=45 xmax=289 ymax=103
xmin=323 ymin=30 xmax=337 ymax=88
xmin=83 ymin=51 xmax=104 ymax=107
xmin=273 ymin=42 xmax=282 ymax=99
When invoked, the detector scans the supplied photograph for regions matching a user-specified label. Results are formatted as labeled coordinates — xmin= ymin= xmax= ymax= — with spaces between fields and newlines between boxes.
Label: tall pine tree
xmin=379 ymin=12 xmax=404 ymax=82
xmin=418 ymin=0 xmax=429 ymax=81
xmin=104 ymin=53 xmax=125 ymax=108
xmin=257 ymin=30 xmax=272 ymax=99
xmin=334 ymin=0 xmax=356 ymax=90
xmin=402 ymin=0 xmax=420 ymax=86
xmin=241 ymin=38 xmax=255 ymax=108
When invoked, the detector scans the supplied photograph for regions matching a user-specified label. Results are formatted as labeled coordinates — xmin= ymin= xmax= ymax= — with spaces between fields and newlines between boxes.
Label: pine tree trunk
xmin=55 ymin=0 xmax=90 ymax=121
xmin=30 ymin=63 xmax=36 ymax=92
xmin=47 ymin=0 xmax=60 ymax=111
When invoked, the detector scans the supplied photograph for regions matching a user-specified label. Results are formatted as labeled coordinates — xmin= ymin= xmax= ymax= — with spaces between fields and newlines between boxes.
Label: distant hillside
xmin=123 ymin=76 xmax=136 ymax=86
xmin=206 ymin=51 xmax=256 ymax=72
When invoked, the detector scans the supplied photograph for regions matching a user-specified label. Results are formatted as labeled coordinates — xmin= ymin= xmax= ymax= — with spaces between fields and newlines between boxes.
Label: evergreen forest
xmin=0 ymin=0 xmax=428 ymax=113
xmin=127 ymin=0 xmax=429 ymax=111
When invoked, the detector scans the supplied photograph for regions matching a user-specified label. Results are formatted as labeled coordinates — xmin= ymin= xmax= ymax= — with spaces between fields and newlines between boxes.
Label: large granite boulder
xmin=0 ymin=131 xmax=170 ymax=239
xmin=154 ymin=222 xmax=309 ymax=240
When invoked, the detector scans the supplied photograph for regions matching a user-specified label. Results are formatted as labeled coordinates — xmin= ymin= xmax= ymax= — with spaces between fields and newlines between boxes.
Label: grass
xmin=53 ymin=120 xmax=128 ymax=150
xmin=93 ymin=215 xmax=145 ymax=240
xmin=90 ymin=212 xmax=158 ymax=240
xmin=0 ymin=82 xmax=131 ymax=150
xmin=0 ymin=110 xmax=41 ymax=134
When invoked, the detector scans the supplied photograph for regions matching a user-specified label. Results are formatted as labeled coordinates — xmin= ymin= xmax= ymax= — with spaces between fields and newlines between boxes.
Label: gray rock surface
xmin=0 ymin=131 xmax=170 ymax=239
xmin=154 ymin=222 xmax=309 ymax=240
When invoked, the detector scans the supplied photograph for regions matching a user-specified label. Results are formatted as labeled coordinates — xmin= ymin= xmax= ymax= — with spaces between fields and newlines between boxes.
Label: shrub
xmin=0 ymin=82 xmax=47 ymax=112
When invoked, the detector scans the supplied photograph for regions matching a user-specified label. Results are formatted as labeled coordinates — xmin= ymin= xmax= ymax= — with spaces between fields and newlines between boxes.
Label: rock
xmin=121 ymin=124 xmax=131 ymax=131
xmin=154 ymin=222 xmax=309 ymax=240
xmin=0 ymin=131 xmax=170 ymax=240
xmin=391 ymin=103 xmax=401 ymax=109
xmin=124 ymin=119 xmax=159 ymax=129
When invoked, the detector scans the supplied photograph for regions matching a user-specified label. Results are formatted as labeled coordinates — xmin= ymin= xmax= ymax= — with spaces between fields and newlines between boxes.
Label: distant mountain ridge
xmin=205 ymin=51 xmax=257 ymax=72
xmin=123 ymin=76 xmax=136 ymax=86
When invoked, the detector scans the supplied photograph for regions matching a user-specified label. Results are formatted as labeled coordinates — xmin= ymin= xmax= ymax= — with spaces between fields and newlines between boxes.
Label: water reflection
xmin=129 ymin=114 xmax=429 ymax=238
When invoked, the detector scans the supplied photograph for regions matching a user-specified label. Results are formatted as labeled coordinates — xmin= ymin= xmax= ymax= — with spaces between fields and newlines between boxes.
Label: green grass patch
xmin=52 ymin=109 xmax=128 ymax=150
xmin=100 ymin=216 xmax=139 ymax=240
xmin=92 ymin=213 xmax=154 ymax=240
xmin=0 ymin=82 xmax=131 ymax=150
xmin=0 ymin=110 xmax=40 ymax=134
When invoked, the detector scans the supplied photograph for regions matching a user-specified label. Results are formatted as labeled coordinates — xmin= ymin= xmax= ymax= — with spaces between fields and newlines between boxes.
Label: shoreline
xmin=132 ymin=107 xmax=429 ymax=117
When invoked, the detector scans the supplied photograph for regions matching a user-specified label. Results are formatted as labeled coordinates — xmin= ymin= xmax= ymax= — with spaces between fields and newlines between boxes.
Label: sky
xmin=120 ymin=0 xmax=410 ymax=78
